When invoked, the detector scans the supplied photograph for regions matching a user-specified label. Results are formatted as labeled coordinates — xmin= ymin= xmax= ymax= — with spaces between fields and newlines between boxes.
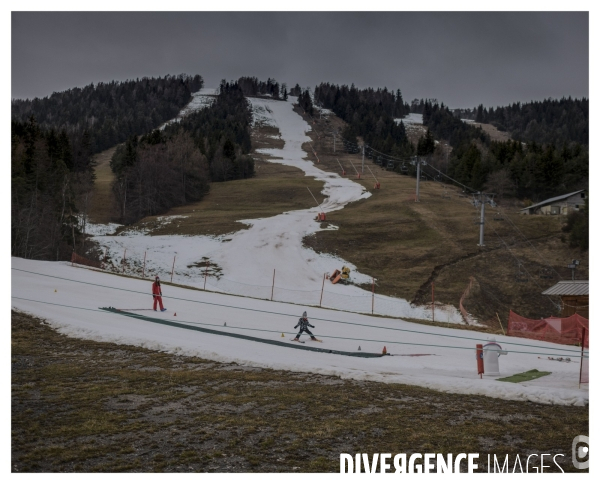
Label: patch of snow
xmin=159 ymin=91 xmax=215 ymax=130
xmin=83 ymin=222 xmax=121 ymax=236
xmin=197 ymin=87 xmax=217 ymax=96
xmin=12 ymin=257 xmax=588 ymax=406
xmin=396 ymin=113 xmax=423 ymax=125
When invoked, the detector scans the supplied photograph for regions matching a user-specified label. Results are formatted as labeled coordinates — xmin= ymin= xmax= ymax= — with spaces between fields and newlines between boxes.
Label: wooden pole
xmin=271 ymin=269 xmax=275 ymax=301
xmin=319 ymin=273 xmax=326 ymax=307
xmin=71 ymin=250 xmax=74 ymax=267
xmin=204 ymin=260 xmax=208 ymax=290
xmin=142 ymin=251 xmax=146 ymax=278
xmin=432 ymin=282 xmax=435 ymax=322
xmin=496 ymin=312 xmax=505 ymax=335
xmin=372 ymin=277 xmax=375 ymax=314
xmin=579 ymin=328 xmax=587 ymax=389
xmin=170 ymin=254 xmax=176 ymax=283
xmin=103 ymin=247 xmax=107 ymax=263
xmin=122 ymin=249 xmax=126 ymax=273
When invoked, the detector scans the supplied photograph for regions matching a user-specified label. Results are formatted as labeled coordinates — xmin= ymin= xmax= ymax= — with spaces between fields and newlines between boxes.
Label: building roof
xmin=520 ymin=190 xmax=585 ymax=212
xmin=542 ymin=280 xmax=589 ymax=296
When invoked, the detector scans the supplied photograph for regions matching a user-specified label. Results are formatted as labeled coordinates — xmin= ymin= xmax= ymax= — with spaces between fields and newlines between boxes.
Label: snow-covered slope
xmin=158 ymin=88 xmax=217 ymax=130
xmin=91 ymin=96 xmax=463 ymax=322
xmin=12 ymin=257 xmax=588 ymax=406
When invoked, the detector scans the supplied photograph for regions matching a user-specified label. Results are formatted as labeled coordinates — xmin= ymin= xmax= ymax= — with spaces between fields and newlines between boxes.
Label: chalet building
xmin=542 ymin=280 xmax=589 ymax=319
xmin=520 ymin=190 xmax=587 ymax=215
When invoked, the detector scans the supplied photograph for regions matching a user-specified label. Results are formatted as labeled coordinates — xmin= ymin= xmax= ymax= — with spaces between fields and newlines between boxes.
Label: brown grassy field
xmin=471 ymin=122 xmax=513 ymax=142
xmin=298 ymin=109 xmax=588 ymax=326
xmin=88 ymin=146 xmax=117 ymax=224
xmin=117 ymin=123 xmax=325 ymax=237
xmin=12 ymin=311 xmax=588 ymax=472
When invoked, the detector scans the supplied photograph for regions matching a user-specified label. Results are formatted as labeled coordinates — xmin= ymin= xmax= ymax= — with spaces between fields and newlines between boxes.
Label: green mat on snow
xmin=497 ymin=369 xmax=552 ymax=383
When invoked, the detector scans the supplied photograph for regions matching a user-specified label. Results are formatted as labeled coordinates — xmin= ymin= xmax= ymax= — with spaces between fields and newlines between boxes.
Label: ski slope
xmin=90 ymin=95 xmax=463 ymax=323
xmin=12 ymin=257 xmax=587 ymax=406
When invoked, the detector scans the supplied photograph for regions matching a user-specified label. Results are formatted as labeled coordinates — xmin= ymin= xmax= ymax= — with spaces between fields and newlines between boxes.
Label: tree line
xmin=109 ymin=79 xmax=254 ymax=224
xmin=444 ymin=139 xmax=588 ymax=201
xmin=237 ymin=76 xmax=288 ymax=101
xmin=11 ymin=74 xmax=203 ymax=154
xmin=11 ymin=118 xmax=94 ymax=261
xmin=407 ymin=100 xmax=588 ymax=203
xmin=314 ymin=83 xmax=413 ymax=158
xmin=454 ymin=97 xmax=588 ymax=147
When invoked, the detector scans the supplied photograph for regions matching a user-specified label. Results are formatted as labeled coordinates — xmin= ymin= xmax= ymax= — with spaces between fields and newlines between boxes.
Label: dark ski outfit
xmin=294 ymin=315 xmax=316 ymax=340
xmin=152 ymin=277 xmax=165 ymax=311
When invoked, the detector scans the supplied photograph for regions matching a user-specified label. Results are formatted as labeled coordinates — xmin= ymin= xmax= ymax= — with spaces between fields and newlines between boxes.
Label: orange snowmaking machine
xmin=329 ymin=266 xmax=351 ymax=284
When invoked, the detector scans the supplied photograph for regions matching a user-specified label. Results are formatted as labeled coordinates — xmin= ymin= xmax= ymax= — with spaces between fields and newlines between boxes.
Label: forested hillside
xmin=237 ymin=76 xmax=287 ymax=100
xmin=455 ymin=97 xmax=588 ymax=146
xmin=109 ymin=80 xmax=254 ymax=224
xmin=11 ymin=74 xmax=203 ymax=154
xmin=314 ymin=83 xmax=413 ymax=158
xmin=11 ymin=74 xmax=204 ymax=258
xmin=11 ymin=118 xmax=94 ymax=260
xmin=366 ymin=96 xmax=588 ymax=203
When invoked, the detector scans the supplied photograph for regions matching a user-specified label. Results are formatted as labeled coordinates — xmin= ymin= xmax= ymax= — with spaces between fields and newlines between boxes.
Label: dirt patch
xmin=468 ymin=122 xmax=513 ymax=142
xmin=88 ymin=146 xmax=117 ymax=224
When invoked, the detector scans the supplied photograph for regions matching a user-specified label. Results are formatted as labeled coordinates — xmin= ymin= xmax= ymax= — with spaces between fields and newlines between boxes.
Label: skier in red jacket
xmin=152 ymin=276 xmax=167 ymax=312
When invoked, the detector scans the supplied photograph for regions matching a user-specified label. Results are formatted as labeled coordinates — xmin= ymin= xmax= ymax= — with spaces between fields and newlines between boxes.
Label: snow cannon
xmin=374 ymin=182 xmax=381 ymax=189
xmin=329 ymin=266 xmax=351 ymax=284
xmin=482 ymin=337 xmax=508 ymax=377
xmin=314 ymin=212 xmax=326 ymax=222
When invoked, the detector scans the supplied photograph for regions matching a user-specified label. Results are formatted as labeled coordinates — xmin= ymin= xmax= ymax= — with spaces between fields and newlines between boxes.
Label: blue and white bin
xmin=483 ymin=337 xmax=508 ymax=376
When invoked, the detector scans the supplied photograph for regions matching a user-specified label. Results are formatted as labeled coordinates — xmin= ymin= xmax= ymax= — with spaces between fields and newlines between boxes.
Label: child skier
xmin=152 ymin=276 xmax=167 ymax=312
xmin=293 ymin=311 xmax=317 ymax=341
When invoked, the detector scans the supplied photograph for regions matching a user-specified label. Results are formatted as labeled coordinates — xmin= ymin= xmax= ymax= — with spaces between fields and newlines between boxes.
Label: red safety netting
xmin=71 ymin=251 xmax=104 ymax=270
xmin=507 ymin=310 xmax=589 ymax=347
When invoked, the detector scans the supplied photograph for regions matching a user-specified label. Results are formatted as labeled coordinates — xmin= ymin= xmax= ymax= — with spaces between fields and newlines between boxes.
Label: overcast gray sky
xmin=11 ymin=11 xmax=588 ymax=108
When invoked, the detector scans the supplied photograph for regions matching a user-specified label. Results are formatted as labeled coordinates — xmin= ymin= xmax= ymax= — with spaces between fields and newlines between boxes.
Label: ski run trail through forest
xmin=11 ymin=91 xmax=588 ymax=406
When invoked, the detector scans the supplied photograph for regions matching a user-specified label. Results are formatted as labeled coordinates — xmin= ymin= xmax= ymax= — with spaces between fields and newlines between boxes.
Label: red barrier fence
xmin=71 ymin=251 xmax=104 ymax=270
xmin=507 ymin=310 xmax=589 ymax=347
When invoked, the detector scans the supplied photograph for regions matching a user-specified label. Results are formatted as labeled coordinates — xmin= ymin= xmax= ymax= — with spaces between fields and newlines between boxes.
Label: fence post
xmin=204 ymin=260 xmax=208 ymax=290
xmin=579 ymin=327 xmax=587 ymax=388
xmin=319 ymin=273 xmax=326 ymax=307
xmin=71 ymin=250 xmax=74 ymax=267
xmin=432 ymin=282 xmax=435 ymax=322
xmin=122 ymin=249 xmax=126 ymax=273
xmin=170 ymin=254 xmax=176 ymax=283
xmin=103 ymin=247 xmax=107 ymax=263
xmin=142 ymin=251 xmax=147 ymax=278
xmin=372 ymin=277 xmax=375 ymax=314
xmin=271 ymin=269 xmax=276 ymax=301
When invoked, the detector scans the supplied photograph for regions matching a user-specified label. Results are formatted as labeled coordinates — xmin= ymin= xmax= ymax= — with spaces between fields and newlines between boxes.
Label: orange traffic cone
xmin=382 ymin=346 xmax=387 ymax=355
